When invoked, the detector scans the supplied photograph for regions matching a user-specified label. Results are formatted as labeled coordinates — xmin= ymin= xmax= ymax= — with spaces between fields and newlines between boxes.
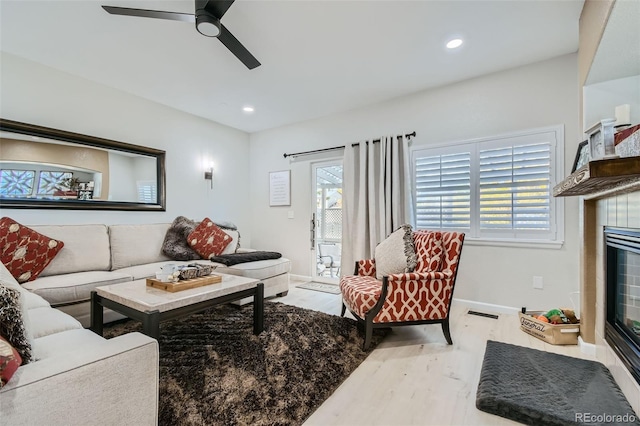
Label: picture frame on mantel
xmin=269 ymin=170 xmax=291 ymax=206
xmin=571 ymin=140 xmax=589 ymax=173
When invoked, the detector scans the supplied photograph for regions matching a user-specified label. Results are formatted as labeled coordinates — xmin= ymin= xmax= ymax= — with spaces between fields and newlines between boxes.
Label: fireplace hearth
xmin=606 ymin=227 xmax=640 ymax=384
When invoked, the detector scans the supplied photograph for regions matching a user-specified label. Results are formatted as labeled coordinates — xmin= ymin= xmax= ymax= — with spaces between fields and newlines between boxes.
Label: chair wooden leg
xmin=442 ymin=319 xmax=453 ymax=345
xmin=341 ymin=301 xmax=346 ymax=317
xmin=363 ymin=320 xmax=373 ymax=350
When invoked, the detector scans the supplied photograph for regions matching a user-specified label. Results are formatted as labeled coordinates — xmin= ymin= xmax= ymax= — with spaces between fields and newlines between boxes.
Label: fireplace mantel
xmin=553 ymin=157 xmax=640 ymax=199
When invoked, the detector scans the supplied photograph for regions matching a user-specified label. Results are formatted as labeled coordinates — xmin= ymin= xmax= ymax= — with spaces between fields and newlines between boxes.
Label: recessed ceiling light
xmin=446 ymin=38 xmax=463 ymax=49
xmin=243 ymin=106 xmax=255 ymax=113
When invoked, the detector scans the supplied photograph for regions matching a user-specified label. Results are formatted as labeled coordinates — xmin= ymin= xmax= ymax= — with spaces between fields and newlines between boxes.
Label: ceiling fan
xmin=102 ymin=0 xmax=260 ymax=69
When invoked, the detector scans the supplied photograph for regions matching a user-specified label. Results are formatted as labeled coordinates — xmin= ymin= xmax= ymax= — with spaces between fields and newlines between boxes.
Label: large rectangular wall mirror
xmin=0 ymin=119 xmax=166 ymax=211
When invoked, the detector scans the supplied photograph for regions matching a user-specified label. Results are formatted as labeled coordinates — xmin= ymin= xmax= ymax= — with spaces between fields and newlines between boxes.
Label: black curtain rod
xmin=283 ymin=131 xmax=416 ymax=159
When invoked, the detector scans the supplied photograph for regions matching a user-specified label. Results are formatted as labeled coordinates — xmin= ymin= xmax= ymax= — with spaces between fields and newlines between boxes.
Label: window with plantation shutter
xmin=414 ymin=150 xmax=471 ymax=229
xmin=412 ymin=126 xmax=563 ymax=245
xmin=479 ymin=142 xmax=551 ymax=233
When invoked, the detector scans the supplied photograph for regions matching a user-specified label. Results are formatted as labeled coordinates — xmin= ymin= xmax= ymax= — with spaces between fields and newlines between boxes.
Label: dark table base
xmin=90 ymin=282 xmax=264 ymax=340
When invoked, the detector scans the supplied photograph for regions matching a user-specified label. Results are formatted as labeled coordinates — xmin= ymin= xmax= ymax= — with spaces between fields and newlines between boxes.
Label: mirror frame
xmin=0 ymin=118 xmax=166 ymax=211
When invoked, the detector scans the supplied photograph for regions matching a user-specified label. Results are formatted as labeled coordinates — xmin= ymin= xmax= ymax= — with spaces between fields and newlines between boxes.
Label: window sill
xmin=464 ymin=238 xmax=564 ymax=250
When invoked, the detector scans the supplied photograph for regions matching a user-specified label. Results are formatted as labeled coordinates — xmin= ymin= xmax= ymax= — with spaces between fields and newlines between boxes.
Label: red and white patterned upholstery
xmin=340 ymin=230 xmax=465 ymax=348
xmin=340 ymin=275 xmax=382 ymax=319
xmin=413 ymin=230 xmax=443 ymax=272
xmin=356 ymin=259 xmax=377 ymax=277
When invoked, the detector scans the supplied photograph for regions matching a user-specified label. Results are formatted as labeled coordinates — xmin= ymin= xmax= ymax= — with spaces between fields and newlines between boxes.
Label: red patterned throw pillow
xmin=0 ymin=217 xmax=65 ymax=283
xmin=0 ymin=335 xmax=22 ymax=388
xmin=187 ymin=218 xmax=232 ymax=260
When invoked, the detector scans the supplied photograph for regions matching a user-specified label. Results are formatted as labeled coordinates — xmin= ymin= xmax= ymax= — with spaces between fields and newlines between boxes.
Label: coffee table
xmin=90 ymin=273 xmax=264 ymax=339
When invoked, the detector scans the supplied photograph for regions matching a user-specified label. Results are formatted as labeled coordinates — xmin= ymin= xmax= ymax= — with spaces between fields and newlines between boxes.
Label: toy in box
xmin=518 ymin=308 xmax=580 ymax=345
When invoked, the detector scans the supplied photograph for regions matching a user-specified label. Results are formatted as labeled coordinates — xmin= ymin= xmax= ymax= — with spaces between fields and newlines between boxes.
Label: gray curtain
xmin=341 ymin=135 xmax=413 ymax=276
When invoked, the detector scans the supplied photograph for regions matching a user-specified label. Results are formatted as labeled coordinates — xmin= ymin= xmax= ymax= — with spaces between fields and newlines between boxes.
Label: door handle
xmin=310 ymin=213 xmax=316 ymax=250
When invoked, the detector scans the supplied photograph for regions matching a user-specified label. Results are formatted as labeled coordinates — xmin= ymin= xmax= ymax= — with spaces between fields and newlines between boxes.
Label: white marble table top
xmin=95 ymin=273 xmax=260 ymax=313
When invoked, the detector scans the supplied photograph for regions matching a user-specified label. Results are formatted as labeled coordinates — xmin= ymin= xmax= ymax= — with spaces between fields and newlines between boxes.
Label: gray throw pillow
xmin=162 ymin=216 xmax=201 ymax=261
xmin=374 ymin=224 xmax=417 ymax=280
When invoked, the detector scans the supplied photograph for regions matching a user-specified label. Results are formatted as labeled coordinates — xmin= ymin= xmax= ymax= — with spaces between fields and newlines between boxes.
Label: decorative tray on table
xmin=146 ymin=274 xmax=222 ymax=292
xmin=146 ymin=264 xmax=220 ymax=292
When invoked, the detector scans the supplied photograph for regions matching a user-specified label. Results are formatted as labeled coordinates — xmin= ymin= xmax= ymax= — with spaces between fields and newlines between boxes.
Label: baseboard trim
xmin=578 ymin=336 xmax=597 ymax=356
xmin=453 ymin=298 xmax=520 ymax=315
xmin=290 ymin=274 xmax=312 ymax=282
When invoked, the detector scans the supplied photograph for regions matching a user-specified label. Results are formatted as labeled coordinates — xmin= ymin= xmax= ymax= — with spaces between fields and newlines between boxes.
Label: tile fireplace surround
xmin=588 ymin=189 xmax=640 ymax=414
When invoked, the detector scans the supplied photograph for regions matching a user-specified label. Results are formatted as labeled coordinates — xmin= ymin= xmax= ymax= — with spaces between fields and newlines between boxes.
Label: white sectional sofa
xmin=0 ymin=263 xmax=159 ymax=425
xmin=23 ymin=222 xmax=290 ymax=327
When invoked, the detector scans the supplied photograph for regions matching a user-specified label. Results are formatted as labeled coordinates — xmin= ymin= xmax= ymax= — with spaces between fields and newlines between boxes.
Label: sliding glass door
xmin=311 ymin=161 xmax=343 ymax=284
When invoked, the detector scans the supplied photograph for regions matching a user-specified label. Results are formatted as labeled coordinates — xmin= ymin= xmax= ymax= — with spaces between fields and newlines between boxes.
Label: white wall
xmin=249 ymin=54 xmax=581 ymax=310
xmin=0 ymin=53 xmax=252 ymax=244
xmin=583 ymin=75 xmax=640 ymax=130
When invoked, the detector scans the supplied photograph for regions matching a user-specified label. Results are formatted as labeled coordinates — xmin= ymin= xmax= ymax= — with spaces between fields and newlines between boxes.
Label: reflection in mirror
xmin=0 ymin=119 xmax=165 ymax=211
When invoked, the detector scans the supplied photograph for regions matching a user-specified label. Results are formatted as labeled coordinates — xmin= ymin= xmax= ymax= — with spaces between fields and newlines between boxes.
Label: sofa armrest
xmin=0 ymin=332 xmax=159 ymax=426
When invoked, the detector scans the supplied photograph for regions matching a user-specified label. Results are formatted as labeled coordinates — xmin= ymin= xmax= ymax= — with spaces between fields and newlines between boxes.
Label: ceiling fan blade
xmin=202 ymin=0 xmax=235 ymax=19
xmin=102 ymin=6 xmax=195 ymax=23
xmin=218 ymin=24 xmax=261 ymax=69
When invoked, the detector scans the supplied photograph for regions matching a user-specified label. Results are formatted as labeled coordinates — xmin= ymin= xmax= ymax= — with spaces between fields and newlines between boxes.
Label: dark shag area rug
xmin=476 ymin=340 xmax=640 ymax=426
xmin=104 ymin=301 xmax=386 ymax=426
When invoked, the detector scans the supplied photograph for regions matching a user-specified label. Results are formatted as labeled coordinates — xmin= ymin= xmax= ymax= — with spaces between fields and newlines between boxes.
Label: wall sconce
xmin=204 ymin=163 xmax=214 ymax=189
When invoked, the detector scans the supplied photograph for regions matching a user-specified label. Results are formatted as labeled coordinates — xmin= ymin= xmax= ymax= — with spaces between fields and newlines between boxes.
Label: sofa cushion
xmin=188 ymin=218 xmax=232 ymax=259
xmin=22 ymin=290 xmax=51 ymax=310
xmin=0 ymin=217 xmax=64 ymax=283
xmin=109 ymin=223 xmax=172 ymax=270
xmin=374 ymin=224 xmax=417 ymax=280
xmin=27 ymin=306 xmax=82 ymax=339
xmin=21 ymin=271 xmax=133 ymax=306
xmin=33 ymin=224 xmax=111 ymax=276
xmin=215 ymin=257 xmax=291 ymax=281
xmin=32 ymin=328 xmax=106 ymax=361
xmin=0 ymin=284 xmax=32 ymax=364
xmin=0 ymin=335 xmax=22 ymax=388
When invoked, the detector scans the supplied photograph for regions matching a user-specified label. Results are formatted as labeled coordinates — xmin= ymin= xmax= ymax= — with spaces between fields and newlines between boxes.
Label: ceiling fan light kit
xmin=102 ymin=0 xmax=260 ymax=69
xmin=196 ymin=11 xmax=221 ymax=37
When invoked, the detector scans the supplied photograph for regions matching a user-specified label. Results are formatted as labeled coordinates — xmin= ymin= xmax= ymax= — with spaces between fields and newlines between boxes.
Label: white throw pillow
xmin=220 ymin=230 xmax=240 ymax=254
xmin=374 ymin=224 xmax=417 ymax=280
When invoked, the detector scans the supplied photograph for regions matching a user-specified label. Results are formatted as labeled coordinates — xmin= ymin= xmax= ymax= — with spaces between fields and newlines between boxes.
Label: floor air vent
xmin=467 ymin=310 xmax=499 ymax=320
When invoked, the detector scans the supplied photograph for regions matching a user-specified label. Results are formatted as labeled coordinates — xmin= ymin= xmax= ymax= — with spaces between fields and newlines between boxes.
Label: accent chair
xmin=339 ymin=230 xmax=465 ymax=350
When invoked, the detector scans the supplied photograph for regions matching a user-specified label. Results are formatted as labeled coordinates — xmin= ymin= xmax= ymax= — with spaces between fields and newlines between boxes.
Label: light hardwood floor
xmin=276 ymin=278 xmax=594 ymax=426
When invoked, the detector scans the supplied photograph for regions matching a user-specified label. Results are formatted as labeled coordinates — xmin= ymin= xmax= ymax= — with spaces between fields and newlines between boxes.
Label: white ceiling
xmin=0 ymin=0 xmax=585 ymax=133
xmin=586 ymin=0 xmax=640 ymax=85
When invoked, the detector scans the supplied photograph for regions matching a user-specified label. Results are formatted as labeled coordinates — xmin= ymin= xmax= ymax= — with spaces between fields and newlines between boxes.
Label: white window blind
xmin=415 ymin=151 xmax=471 ymax=229
xmin=137 ymin=180 xmax=157 ymax=204
xmin=479 ymin=143 xmax=551 ymax=232
xmin=412 ymin=126 xmax=562 ymax=244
